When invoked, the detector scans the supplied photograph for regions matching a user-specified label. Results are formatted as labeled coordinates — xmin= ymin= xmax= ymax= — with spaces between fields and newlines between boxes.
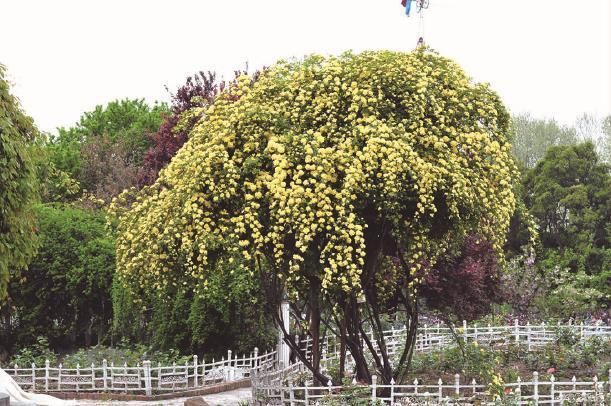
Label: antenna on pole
xmin=400 ymin=0 xmax=431 ymax=47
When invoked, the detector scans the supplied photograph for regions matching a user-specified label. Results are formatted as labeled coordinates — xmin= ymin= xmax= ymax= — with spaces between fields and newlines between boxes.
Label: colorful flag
xmin=401 ymin=0 xmax=413 ymax=16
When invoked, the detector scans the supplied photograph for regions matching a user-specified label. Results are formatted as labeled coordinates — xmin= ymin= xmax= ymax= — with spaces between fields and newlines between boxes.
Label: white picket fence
xmin=253 ymin=371 xmax=611 ymax=405
xmin=253 ymin=320 xmax=611 ymax=405
xmin=296 ymin=320 xmax=611 ymax=365
xmin=3 ymin=348 xmax=278 ymax=395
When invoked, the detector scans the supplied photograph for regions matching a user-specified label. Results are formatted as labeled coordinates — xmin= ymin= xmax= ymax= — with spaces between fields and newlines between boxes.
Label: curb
xmin=48 ymin=379 xmax=251 ymax=402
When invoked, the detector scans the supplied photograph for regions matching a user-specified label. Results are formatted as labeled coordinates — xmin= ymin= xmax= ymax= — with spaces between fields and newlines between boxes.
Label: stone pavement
xmin=69 ymin=388 xmax=251 ymax=405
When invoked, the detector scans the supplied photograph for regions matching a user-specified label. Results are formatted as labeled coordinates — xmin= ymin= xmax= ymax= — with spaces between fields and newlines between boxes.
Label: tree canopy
xmin=46 ymin=98 xmax=167 ymax=201
xmin=113 ymin=49 xmax=519 ymax=383
xmin=0 ymin=65 xmax=40 ymax=299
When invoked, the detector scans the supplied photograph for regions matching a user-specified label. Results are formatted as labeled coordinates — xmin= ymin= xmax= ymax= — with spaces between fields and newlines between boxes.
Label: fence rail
xmin=254 ymin=320 xmax=611 ymax=405
xmin=4 ymin=348 xmax=278 ymax=395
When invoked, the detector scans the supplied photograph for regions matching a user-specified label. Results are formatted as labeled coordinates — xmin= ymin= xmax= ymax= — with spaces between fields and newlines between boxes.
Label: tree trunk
xmin=309 ymin=284 xmax=322 ymax=383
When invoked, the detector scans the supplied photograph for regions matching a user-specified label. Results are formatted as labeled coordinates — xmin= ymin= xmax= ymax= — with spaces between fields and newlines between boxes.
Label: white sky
xmin=1 ymin=0 xmax=610 ymax=134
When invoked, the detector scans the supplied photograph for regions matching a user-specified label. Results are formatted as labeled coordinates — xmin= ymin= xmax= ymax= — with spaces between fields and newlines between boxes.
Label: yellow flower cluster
xmin=111 ymin=49 xmax=517 ymax=297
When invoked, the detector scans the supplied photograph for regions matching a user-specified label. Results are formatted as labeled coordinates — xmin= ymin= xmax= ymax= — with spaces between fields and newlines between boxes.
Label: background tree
xmin=0 ymin=204 xmax=115 ymax=354
xmin=511 ymin=113 xmax=577 ymax=169
xmin=0 ymin=65 xmax=40 ymax=299
xmin=601 ymin=115 xmax=611 ymax=163
xmin=46 ymin=99 xmax=167 ymax=201
xmin=112 ymin=49 xmax=519 ymax=384
xmin=521 ymin=142 xmax=610 ymax=315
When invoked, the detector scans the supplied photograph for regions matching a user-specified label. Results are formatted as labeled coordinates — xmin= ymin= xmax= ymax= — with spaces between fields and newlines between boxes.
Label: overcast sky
xmin=1 ymin=0 xmax=610 ymax=134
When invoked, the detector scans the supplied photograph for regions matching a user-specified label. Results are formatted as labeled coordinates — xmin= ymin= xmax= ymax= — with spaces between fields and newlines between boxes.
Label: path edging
xmin=50 ymin=378 xmax=251 ymax=402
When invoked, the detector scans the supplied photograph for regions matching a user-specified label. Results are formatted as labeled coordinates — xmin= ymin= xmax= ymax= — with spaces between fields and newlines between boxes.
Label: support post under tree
xmin=278 ymin=291 xmax=291 ymax=368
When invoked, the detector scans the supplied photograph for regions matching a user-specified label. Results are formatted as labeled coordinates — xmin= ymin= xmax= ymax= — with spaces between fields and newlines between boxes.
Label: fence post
xmin=414 ymin=378 xmax=419 ymax=395
xmin=471 ymin=379 xmax=477 ymax=395
xmin=593 ymin=375 xmax=598 ymax=400
xmin=193 ymin=355 xmax=198 ymax=387
xmin=327 ymin=379 xmax=332 ymax=394
xmin=289 ymin=378 xmax=295 ymax=406
xmin=514 ymin=319 xmax=519 ymax=343
xmin=438 ymin=378 xmax=443 ymax=401
xmin=58 ymin=363 xmax=62 ymax=391
xmin=463 ymin=320 xmax=468 ymax=341
xmin=91 ymin=363 xmax=95 ymax=390
xmin=124 ymin=363 xmax=128 ymax=392
xmin=533 ymin=372 xmax=539 ymax=405
xmin=76 ymin=363 xmax=80 ymax=393
xmin=45 ymin=360 xmax=49 ymax=392
xmin=31 ymin=363 xmax=36 ymax=389
xmin=143 ymin=360 xmax=152 ymax=396
xmin=580 ymin=321 xmax=584 ymax=341
xmin=527 ymin=322 xmax=532 ymax=351
xmin=102 ymin=359 xmax=108 ymax=392
xmin=455 ymin=374 xmax=460 ymax=396
xmin=371 ymin=375 xmax=377 ymax=401
xmin=474 ymin=323 xmax=478 ymax=342
xmin=304 ymin=380 xmax=309 ymax=404
xmin=157 ymin=362 xmax=162 ymax=389
xmin=280 ymin=381 xmax=285 ymax=404
xmin=571 ymin=376 xmax=576 ymax=392
xmin=550 ymin=374 xmax=555 ymax=404
xmin=516 ymin=376 xmax=521 ymax=401
xmin=253 ymin=347 xmax=259 ymax=370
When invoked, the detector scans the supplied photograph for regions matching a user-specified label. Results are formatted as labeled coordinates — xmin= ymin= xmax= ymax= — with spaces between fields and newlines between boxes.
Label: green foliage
xmin=2 ymin=203 xmax=115 ymax=353
xmin=0 ymin=65 xmax=40 ymax=299
xmin=412 ymin=341 xmax=499 ymax=383
xmin=60 ymin=343 xmax=191 ymax=368
xmin=111 ymin=259 xmax=276 ymax=357
xmin=7 ymin=340 xmax=191 ymax=368
xmin=8 ymin=336 xmax=57 ymax=367
xmin=318 ymin=384 xmax=383 ymax=406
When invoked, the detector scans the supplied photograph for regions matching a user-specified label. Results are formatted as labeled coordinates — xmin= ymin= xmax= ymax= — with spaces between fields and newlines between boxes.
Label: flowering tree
xmin=112 ymin=49 xmax=517 ymax=384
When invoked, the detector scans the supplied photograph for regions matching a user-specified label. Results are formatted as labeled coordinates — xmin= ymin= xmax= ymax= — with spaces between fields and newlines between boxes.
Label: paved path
xmin=70 ymin=388 xmax=251 ymax=405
